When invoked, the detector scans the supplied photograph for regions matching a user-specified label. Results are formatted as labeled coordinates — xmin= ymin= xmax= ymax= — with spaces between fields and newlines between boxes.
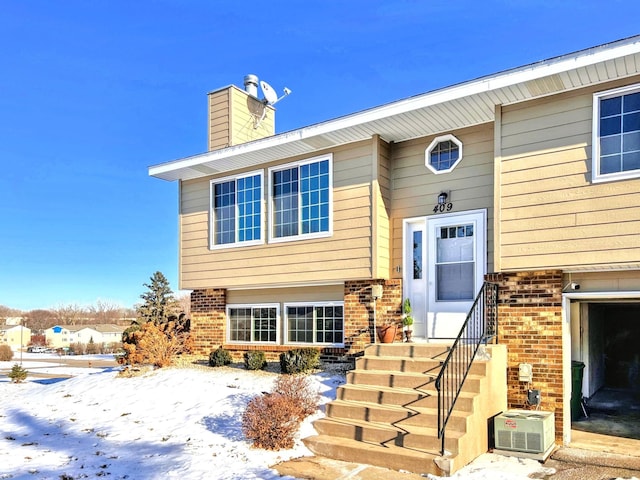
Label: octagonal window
xmin=425 ymin=134 xmax=463 ymax=174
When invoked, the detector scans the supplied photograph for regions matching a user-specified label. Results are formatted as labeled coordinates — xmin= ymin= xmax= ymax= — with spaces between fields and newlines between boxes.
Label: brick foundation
xmin=190 ymin=288 xmax=226 ymax=356
xmin=189 ymin=281 xmax=403 ymax=360
xmin=343 ymin=279 xmax=403 ymax=353
xmin=487 ymin=270 xmax=564 ymax=440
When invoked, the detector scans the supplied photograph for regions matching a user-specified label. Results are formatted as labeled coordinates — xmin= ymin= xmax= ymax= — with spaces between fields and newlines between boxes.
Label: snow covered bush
xmin=272 ymin=374 xmax=320 ymax=418
xmin=242 ymin=393 xmax=302 ymax=450
xmin=122 ymin=321 xmax=190 ymax=368
xmin=243 ymin=350 xmax=266 ymax=371
xmin=241 ymin=374 xmax=319 ymax=450
xmin=209 ymin=347 xmax=232 ymax=367
xmin=0 ymin=344 xmax=13 ymax=361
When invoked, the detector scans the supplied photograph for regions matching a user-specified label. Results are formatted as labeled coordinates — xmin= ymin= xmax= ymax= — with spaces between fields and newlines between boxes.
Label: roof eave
xmin=149 ymin=35 xmax=640 ymax=182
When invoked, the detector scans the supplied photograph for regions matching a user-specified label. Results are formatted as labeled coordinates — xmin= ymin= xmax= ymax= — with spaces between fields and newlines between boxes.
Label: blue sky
xmin=1 ymin=1 xmax=639 ymax=311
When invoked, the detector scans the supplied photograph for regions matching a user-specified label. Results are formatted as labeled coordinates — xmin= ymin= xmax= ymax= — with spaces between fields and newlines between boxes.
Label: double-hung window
xmin=593 ymin=84 xmax=640 ymax=183
xmin=285 ymin=302 xmax=344 ymax=345
xmin=269 ymin=155 xmax=332 ymax=242
xmin=210 ymin=171 xmax=263 ymax=248
xmin=227 ymin=305 xmax=279 ymax=343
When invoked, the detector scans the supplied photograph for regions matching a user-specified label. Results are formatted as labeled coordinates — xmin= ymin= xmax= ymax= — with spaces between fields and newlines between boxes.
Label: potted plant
xmin=402 ymin=298 xmax=414 ymax=343
xmin=376 ymin=321 xmax=398 ymax=343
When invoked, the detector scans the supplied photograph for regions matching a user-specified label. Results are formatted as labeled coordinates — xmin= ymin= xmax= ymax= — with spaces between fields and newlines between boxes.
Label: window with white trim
xmin=593 ymin=84 xmax=640 ymax=183
xmin=285 ymin=302 xmax=344 ymax=345
xmin=210 ymin=171 xmax=263 ymax=248
xmin=269 ymin=155 xmax=332 ymax=242
xmin=227 ymin=305 xmax=279 ymax=343
xmin=425 ymin=134 xmax=463 ymax=174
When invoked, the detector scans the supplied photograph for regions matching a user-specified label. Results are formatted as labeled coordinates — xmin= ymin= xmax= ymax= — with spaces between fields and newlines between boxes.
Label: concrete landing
xmin=272 ymin=456 xmax=426 ymax=480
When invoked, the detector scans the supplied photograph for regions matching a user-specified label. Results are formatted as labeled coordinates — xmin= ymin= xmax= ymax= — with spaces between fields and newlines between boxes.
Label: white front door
xmin=403 ymin=210 xmax=486 ymax=340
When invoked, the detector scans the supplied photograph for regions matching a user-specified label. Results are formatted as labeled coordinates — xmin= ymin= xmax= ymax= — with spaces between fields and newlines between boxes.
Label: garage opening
xmin=573 ymin=301 xmax=640 ymax=439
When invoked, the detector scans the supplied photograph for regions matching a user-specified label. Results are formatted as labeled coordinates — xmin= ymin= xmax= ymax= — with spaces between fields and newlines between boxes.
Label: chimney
xmin=207 ymin=75 xmax=275 ymax=152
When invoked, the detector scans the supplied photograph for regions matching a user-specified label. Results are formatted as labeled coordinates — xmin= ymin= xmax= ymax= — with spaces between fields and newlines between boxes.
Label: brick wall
xmin=487 ymin=270 xmax=564 ymax=439
xmin=190 ymin=281 xmax=403 ymax=360
xmin=190 ymin=288 xmax=226 ymax=356
xmin=344 ymin=279 xmax=403 ymax=353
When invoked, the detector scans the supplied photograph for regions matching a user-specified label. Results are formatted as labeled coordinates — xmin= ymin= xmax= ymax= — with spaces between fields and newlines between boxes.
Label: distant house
xmin=0 ymin=324 xmax=31 ymax=350
xmin=45 ymin=324 xmax=125 ymax=349
xmin=4 ymin=317 xmax=24 ymax=326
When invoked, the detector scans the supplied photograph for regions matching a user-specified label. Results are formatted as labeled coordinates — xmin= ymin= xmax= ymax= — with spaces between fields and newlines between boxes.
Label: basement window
xmin=227 ymin=305 xmax=279 ymax=343
xmin=284 ymin=302 xmax=344 ymax=346
xmin=425 ymin=134 xmax=463 ymax=174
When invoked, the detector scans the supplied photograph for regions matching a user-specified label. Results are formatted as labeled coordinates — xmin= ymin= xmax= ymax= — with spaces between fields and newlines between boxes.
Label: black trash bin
xmin=571 ymin=361 xmax=585 ymax=421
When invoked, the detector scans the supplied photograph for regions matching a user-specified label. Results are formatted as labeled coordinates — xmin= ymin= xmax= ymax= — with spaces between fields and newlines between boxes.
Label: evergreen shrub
xmin=279 ymin=348 xmax=320 ymax=374
xmin=8 ymin=363 xmax=27 ymax=383
xmin=209 ymin=347 xmax=233 ymax=367
xmin=243 ymin=350 xmax=267 ymax=371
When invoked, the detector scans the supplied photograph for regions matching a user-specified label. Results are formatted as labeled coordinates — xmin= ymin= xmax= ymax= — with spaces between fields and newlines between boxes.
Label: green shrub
xmin=279 ymin=348 xmax=320 ymax=374
xmin=209 ymin=347 xmax=233 ymax=367
xmin=244 ymin=351 xmax=267 ymax=371
xmin=0 ymin=345 xmax=13 ymax=362
xmin=8 ymin=363 xmax=27 ymax=383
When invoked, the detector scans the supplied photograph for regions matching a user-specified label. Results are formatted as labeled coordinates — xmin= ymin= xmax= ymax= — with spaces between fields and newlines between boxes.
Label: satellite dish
xmin=260 ymin=80 xmax=279 ymax=105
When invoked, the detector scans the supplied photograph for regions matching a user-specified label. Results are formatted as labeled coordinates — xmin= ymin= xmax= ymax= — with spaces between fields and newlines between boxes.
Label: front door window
xmin=436 ymin=224 xmax=475 ymax=301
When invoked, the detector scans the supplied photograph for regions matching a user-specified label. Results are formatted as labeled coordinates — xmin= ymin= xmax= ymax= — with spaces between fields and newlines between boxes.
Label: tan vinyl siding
xmin=499 ymin=75 xmax=640 ymax=271
xmin=390 ymin=124 xmax=495 ymax=275
xmin=179 ymin=141 xmax=375 ymax=290
xmin=227 ymin=285 xmax=344 ymax=305
xmin=208 ymin=89 xmax=231 ymax=151
xmin=375 ymin=138 xmax=392 ymax=278
xmin=207 ymin=86 xmax=274 ymax=151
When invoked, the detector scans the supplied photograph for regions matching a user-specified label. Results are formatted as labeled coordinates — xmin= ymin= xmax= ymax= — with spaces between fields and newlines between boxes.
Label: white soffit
xmin=150 ymin=36 xmax=640 ymax=182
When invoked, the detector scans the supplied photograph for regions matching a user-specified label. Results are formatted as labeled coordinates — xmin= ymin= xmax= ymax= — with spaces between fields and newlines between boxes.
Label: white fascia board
xmin=149 ymin=36 xmax=640 ymax=180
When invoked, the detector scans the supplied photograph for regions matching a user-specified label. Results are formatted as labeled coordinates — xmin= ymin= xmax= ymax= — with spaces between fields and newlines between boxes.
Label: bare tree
xmin=88 ymin=300 xmax=124 ymax=324
xmin=24 ymin=309 xmax=56 ymax=332
xmin=52 ymin=304 xmax=86 ymax=326
xmin=176 ymin=293 xmax=191 ymax=318
xmin=0 ymin=305 xmax=23 ymax=319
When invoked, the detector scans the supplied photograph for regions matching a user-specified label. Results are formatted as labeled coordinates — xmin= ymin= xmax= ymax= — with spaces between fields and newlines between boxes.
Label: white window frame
xmin=284 ymin=301 xmax=345 ymax=347
xmin=209 ymin=170 xmax=264 ymax=250
xmin=592 ymin=83 xmax=640 ymax=183
xmin=268 ymin=154 xmax=333 ymax=244
xmin=425 ymin=134 xmax=463 ymax=174
xmin=226 ymin=304 xmax=280 ymax=344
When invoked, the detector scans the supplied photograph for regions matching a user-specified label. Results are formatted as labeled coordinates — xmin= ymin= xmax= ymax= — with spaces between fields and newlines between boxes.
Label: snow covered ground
xmin=0 ymin=353 xmax=634 ymax=480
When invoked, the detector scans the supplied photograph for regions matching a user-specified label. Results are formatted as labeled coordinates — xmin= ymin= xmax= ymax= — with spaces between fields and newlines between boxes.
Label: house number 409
xmin=433 ymin=202 xmax=453 ymax=213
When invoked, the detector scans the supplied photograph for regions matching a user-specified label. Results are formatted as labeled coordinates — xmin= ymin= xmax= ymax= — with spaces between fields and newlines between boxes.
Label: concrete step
xmin=365 ymin=343 xmax=451 ymax=359
xmin=345 ymin=370 xmax=483 ymax=395
xmin=346 ymin=369 xmax=436 ymax=390
xmin=326 ymin=399 xmax=417 ymax=424
xmin=302 ymin=434 xmax=451 ymax=477
xmin=312 ymin=417 xmax=463 ymax=453
xmin=356 ymin=355 xmax=488 ymax=376
xmin=336 ymin=383 xmax=430 ymax=406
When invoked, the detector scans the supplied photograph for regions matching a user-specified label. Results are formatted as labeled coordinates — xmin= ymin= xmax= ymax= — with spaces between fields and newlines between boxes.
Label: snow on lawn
xmin=1 ymin=354 xmax=340 ymax=479
xmin=2 ymin=354 xmax=635 ymax=480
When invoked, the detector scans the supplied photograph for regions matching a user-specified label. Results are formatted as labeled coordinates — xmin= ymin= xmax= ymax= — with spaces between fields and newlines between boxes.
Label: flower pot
xmin=404 ymin=329 xmax=413 ymax=343
xmin=376 ymin=324 xmax=398 ymax=343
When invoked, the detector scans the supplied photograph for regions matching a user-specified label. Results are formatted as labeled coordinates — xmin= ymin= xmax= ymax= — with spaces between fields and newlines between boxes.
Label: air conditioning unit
xmin=494 ymin=410 xmax=555 ymax=454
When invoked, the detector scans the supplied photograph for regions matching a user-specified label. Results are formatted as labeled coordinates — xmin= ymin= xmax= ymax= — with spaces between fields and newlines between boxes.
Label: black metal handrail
xmin=434 ymin=281 xmax=498 ymax=456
